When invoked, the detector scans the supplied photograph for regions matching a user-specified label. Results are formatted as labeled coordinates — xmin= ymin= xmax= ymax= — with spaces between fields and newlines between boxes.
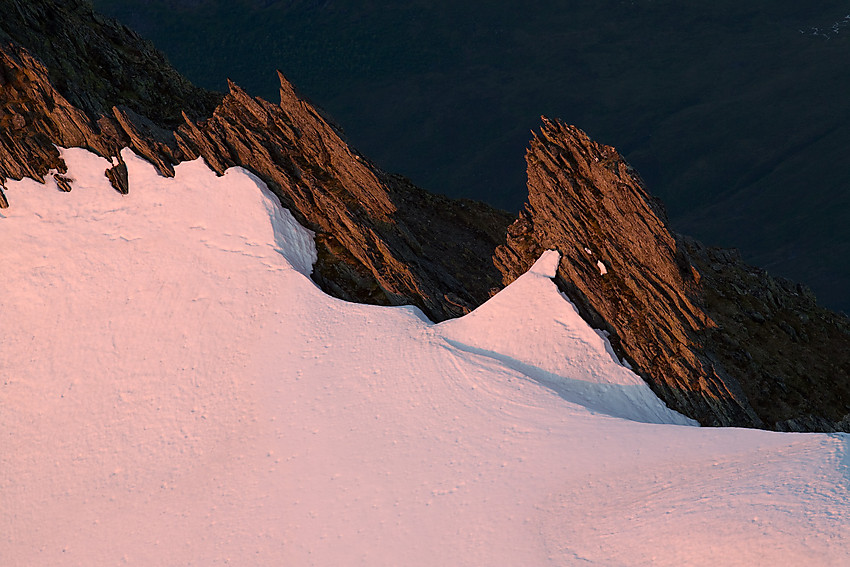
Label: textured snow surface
xmin=437 ymin=251 xmax=693 ymax=426
xmin=1 ymin=149 xmax=848 ymax=566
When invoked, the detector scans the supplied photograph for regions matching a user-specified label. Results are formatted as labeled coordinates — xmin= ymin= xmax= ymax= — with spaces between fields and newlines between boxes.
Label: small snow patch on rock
xmin=597 ymin=260 xmax=608 ymax=275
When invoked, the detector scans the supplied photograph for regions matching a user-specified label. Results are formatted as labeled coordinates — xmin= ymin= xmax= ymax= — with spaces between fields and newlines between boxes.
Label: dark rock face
xmin=686 ymin=240 xmax=850 ymax=431
xmin=0 ymin=0 xmax=220 ymax=128
xmin=495 ymin=119 xmax=850 ymax=430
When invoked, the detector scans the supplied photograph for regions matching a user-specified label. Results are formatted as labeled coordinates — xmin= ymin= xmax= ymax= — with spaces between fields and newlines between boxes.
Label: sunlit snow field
xmin=1 ymin=149 xmax=848 ymax=566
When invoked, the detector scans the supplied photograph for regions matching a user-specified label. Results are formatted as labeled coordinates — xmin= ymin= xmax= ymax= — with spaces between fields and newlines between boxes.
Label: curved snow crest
xmin=2 ymin=146 xmax=317 ymax=277
xmin=529 ymin=248 xmax=561 ymax=277
xmin=439 ymin=249 xmax=696 ymax=426
xmin=4 ymin=147 xmax=850 ymax=566
xmin=216 ymin=162 xmax=317 ymax=277
xmin=130 ymin=148 xmax=318 ymax=277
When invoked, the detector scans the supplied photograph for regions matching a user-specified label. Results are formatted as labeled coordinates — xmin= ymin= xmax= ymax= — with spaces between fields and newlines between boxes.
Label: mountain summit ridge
xmin=496 ymin=118 xmax=850 ymax=430
xmin=1 ymin=0 xmax=848 ymax=431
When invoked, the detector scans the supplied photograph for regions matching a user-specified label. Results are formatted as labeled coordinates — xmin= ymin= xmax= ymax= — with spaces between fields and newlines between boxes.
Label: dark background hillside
xmin=90 ymin=0 xmax=850 ymax=313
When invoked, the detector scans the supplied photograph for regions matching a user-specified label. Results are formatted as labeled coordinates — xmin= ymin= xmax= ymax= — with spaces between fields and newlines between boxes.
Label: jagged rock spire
xmin=495 ymin=118 xmax=850 ymax=430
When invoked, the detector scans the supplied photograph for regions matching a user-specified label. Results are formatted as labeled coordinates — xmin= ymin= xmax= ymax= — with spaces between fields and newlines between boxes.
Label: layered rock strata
xmin=494 ymin=119 xmax=850 ymax=430
xmin=172 ymin=76 xmax=513 ymax=319
xmin=0 ymin=0 xmax=219 ymax=128
xmin=0 ymin=0 xmax=217 ymax=204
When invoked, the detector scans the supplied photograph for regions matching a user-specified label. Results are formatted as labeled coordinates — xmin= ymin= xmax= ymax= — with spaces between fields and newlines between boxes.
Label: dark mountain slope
xmin=0 ymin=0 xmax=219 ymax=127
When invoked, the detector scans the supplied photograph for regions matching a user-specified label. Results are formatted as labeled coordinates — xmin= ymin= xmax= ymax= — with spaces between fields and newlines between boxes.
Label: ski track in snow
xmin=1 ymin=148 xmax=848 ymax=566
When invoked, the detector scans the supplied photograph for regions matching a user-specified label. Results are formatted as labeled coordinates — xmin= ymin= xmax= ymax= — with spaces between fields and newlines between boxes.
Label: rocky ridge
xmin=171 ymin=76 xmax=513 ymax=320
xmin=2 ymin=0 xmax=848 ymax=431
xmin=0 ymin=0 xmax=218 ymax=204
xmin=0 ymin=0 xmax=511 ymax=322
xmin=495 ymin=119 xmax=850 ymax=430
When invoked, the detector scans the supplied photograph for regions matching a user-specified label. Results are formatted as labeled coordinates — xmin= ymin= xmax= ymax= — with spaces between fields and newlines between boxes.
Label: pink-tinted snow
xmin=1 ymin=149 xmax=848 ymax=566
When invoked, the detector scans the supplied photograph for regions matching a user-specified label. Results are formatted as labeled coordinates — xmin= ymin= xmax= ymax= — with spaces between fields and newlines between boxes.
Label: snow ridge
xmin=1 ymin=149 xmax=848 ymax=566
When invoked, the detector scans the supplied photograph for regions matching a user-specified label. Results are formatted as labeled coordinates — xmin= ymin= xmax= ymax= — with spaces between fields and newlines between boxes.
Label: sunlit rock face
xmin=171 ymin=75 xmax=513 ymax=321
xmin=495 ymin=118 xmax=850 ymax=431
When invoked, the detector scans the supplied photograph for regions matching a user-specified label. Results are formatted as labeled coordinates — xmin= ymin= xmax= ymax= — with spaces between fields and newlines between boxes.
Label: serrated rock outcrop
xmin=0 ymin=1 xmax=510 ymax=321
xmin=172 ymin=76 xmax=513 ymax=319
xmin=494 ymin=119 xmax=850 ymax=429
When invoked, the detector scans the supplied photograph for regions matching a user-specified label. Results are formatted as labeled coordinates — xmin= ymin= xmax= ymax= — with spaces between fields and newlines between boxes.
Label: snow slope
xmin=1 ymin=149 xmax=848 ymax=566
